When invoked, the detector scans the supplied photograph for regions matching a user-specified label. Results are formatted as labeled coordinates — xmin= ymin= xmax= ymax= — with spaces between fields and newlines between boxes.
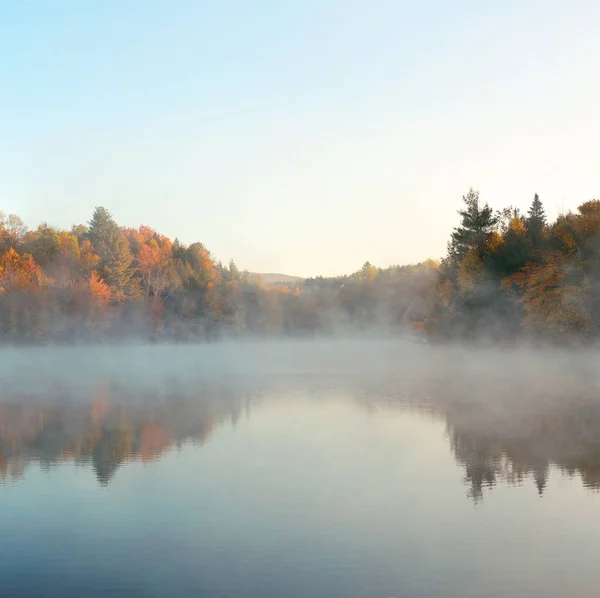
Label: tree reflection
xmin=349 ymin=363 xmax=600 ymax=503
xmin=443 ymin=393 xmax=600 ymax=502
xmin=0 ymin=381 xmax=243 ymax=485
xmin=4 ymin=372 xmax=600 ymax=500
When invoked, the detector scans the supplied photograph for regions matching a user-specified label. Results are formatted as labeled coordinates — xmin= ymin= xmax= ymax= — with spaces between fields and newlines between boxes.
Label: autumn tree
xmin=67 ymin=272 xmax=112 ymax=338
xmin=506 ymin=253 xmax=594 ymax=340
xmin=359 ymin=261 xmax=378 ymax=282
xmin=567 ymin=200 xmax=600 ymax=327
xmin=24 ymin=224 xmax=61 ymax=267
xmin=79 ymin=240 xmax=100 ymax=274
xmin=0 ymin=249 xmax=46 ymax=341
xmin=487 ymin=213 xmax=533 ymax=278
xmin=138 ymin=240 xmax=174 ymax=298
xmin=0 ymin=212 xmax=27 ymax=252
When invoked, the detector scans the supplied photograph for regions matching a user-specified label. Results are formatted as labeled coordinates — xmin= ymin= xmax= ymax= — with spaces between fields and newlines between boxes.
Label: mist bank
xmin=1 ymin=190 xmax=600 ymax=345
xmin=1 ymin=338 xmax=598 ymax=398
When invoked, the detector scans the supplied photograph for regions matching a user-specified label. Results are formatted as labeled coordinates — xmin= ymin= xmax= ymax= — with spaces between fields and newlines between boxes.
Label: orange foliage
xmin=138 ymin=238 xmax=174 ymax=298
xmin=88 ymin=272 xmax=111 ymax=304
xmin=0 ymin=249 xmax=42 ymax=291
xmin=80 ymin=240 xmax=100 ymax=273
xmin=506 ymin=254 xmax=593 ymax=335
xmin=69 ymin=272 xmax=111 ymax=313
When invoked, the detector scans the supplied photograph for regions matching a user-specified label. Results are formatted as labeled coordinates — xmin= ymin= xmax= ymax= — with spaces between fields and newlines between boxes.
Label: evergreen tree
xmin=87 ymin=207 xmax=118 ymax=258
xmin=228 ymin=259 xmax=240 ymax=281
xmin=525 ymin=193 xmax=546 ymax=246
xmin=447 ymin=189 xmax=498 ymax=265
xmin=86 ymin=207 xmax=135 ymax=298
xmin=102 ymin=230 xmax=136 ymax=298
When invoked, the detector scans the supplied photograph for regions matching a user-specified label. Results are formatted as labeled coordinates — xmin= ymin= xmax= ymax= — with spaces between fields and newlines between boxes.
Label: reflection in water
xmin=0 ymin=381 xmax=244 ymax=485
xmin=2 ymin=363 xmax=600 ymax=502
xmin=446 ymin=395 xmax=600 ymax=502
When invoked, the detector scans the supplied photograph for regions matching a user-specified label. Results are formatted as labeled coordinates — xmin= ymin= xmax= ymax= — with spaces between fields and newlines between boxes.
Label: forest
xmin=0 ymin=190 xmax=599 ymax=344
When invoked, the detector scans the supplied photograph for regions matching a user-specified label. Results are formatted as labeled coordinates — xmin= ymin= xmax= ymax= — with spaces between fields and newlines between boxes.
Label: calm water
xmin=1 ymin=341 xmax=600 ymax=597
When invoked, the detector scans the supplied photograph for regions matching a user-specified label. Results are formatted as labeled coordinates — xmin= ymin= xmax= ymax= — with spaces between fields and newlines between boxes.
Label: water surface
xmin=1 ymin=341 xmax=599 ymax=597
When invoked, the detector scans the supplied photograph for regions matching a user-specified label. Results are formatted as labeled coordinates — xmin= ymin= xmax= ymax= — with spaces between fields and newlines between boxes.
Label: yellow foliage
xmin=422 ymin=258 xmax=440 ymax=270
xmin=437 ymin=278 xmax=454 ymax=310
xmin=509 ymin=216 xmax=527 ymax=235
xmin=507 ymin=253 xmax=594 ymax=336
xmin=457 ymin=250 xmax=484 ymax=294
xmin=80 ymin=240 xmax=100 ymax=273
xmin=359 ymin=262 xmax=378 ymax=282
xmin=487 ymin=231 xmax=504 ymax=253
xmin=59 ymin=232 xmax=80 ymax=257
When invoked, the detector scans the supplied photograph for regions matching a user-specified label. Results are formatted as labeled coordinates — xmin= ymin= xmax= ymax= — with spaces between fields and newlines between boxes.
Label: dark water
xmin=1 ymin=341 xmax=600 ymax=597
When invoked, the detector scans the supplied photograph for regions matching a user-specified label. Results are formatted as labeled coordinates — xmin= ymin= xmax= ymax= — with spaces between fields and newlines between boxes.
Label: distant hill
xmin=252 ymin=273 xmax=302 ymax=286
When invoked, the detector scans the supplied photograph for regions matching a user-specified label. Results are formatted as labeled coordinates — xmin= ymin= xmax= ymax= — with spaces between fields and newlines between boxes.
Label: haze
xmin=1 ymin=0 xmax=599 ymax=276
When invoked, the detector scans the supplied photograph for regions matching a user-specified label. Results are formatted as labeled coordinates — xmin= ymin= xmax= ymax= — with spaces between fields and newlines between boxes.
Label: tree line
xmin=0 ymin=191 xmax=598 ymax=344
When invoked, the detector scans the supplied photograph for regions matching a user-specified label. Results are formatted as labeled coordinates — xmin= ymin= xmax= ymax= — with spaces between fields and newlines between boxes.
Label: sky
xmin=0 ymin=0 xmax=599 ymax=277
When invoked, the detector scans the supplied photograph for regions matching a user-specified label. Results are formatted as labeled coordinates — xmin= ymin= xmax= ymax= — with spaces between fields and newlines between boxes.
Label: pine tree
xmin=229 ymin=259 xmax=240 ymax=281
xmin=87 ymin=207 xmax=119 ymax=258
xmin=526 ymin=193 xmax=546 ymax=246
xmin=447 ymin=189 xmax=498 ymax=265
xmin=87 ymin=207 xmax=135 ymax=298
xmin=102 ymin=230 xmax=136 ymax=298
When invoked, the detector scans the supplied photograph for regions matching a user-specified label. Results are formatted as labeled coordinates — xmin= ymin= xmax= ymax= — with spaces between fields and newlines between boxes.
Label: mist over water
xmin=2 ymin=339 xmax=600 ymax=597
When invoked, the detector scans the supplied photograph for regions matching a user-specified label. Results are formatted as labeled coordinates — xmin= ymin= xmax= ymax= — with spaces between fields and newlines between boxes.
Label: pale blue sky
xmin=0 ymin=1 xmax=598 ymax=277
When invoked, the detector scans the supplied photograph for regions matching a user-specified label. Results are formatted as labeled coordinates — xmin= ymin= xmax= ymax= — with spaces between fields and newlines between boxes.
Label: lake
xmin=1 ymin=340 xmax=600 ymax=597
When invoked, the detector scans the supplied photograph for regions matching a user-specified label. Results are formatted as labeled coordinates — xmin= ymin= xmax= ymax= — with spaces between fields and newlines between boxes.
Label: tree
xmin=488 ymin=213 xmax=533 ymax=278
xmin=457 ymin=249 xmax=484 ymax=295
xmin=0 ymin=212 xmax=27 ymax=251
xmin=87 ymin=207 xmax=118 ymax=255
xmin=24 ymin=225 xmax=61 ymax=266
xmin=0 ymin=248 xmax=42 ymax=291
xmin=447 ymin=189 xmax=498 ymax=266
xmin=568 ymin=200 xmax=600 ymax=328
xmin=69 ymin=272 xmax=111 ymax=316
xmin=359 ymin=261 xmax=377 ymax=282
xmin=228 ymin=259 xmax=240 ymax=281
xmin=526 ymin=194 xmax=546 ymax=246
xmin=137 ymin=238 xmax=176 ymax=299
xmin=86 ymin=207 xmax=136 ymax=299
xmin=506 ymin=253 xmax=594 ymax=340
xmin=79 ymin=240 xmax=100 ymax=274
xmin=71 ymin=224 xmax=88 ymax=241
xmin=102 ymin=231 xmax=136 ymax=299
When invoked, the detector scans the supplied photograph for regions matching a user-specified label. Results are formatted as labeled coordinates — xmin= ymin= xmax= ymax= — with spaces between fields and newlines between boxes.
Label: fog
xmin=0 ymin=337 xmax=596 ymax=395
